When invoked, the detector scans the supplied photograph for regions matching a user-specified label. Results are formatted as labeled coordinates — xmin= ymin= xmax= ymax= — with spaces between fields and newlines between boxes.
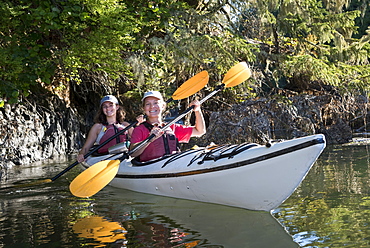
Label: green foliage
xmin=0 ymin=0 xmax=145 ymax=104
xmin=281 ymin=54 xmax=370 ymax=92
xmin=123 ymin=1 xmax=259 ymax=105
xmin=64 ymin=0 xmax=143 ymax=77
xmin=247 ymin=0 xmax=370 ymax=94
xmin=0 ymin=0 xmax=196 ymax=104
xmin=0 ymin=0 xmax=369 ymax=107
xmin=1 ymin=0 xmax=72 ymax=103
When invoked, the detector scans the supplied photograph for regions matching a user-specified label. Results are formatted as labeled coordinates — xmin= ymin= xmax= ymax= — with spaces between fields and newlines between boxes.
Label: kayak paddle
xmin=69 ymin=62 xmax=251 ymax=198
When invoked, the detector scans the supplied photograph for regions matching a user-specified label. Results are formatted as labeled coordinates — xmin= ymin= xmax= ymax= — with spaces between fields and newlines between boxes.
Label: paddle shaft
xmin=52 ymin=94 xmax=185 ymax=180
xmin=50 ymin=120 xmax=137 ymax=181
xmin=129 ymin=84 xmax=225 ymax=155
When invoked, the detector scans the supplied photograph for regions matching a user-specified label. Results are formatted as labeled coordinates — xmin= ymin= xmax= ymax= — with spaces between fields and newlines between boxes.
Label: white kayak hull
xmin=82 ymin=134 xmax=326 ymax=211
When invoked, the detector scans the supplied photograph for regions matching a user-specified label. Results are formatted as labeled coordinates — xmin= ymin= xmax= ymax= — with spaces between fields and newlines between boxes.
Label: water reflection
xmin=73 ymin=216 xmax=127 ymax=247
xmin=273 ymin=143 xmax=370 ymax=247
xmin=90 ymin=187 xmax=298 ymax=248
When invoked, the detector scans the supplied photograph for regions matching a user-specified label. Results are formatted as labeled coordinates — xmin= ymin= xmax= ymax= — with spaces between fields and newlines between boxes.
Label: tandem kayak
xmin=81 ymin=134 xmax=326 ymax=211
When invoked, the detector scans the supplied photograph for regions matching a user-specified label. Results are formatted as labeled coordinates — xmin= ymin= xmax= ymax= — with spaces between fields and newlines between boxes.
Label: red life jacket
xmin=138 ymin=122 xmax=180 ymax=162
xmin=98 ymin=124 xmax=128 ymax=154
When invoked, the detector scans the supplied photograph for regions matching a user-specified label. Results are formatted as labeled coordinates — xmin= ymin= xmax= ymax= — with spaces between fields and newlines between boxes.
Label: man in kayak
xmin=129 ymin=91 xmax=206 ymax=162
xmin=77 ymin=95 xmax=144 ymax=162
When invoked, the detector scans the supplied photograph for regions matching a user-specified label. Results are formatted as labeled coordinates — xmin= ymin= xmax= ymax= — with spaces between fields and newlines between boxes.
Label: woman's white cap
xmin=142 ymin=91 xmax=164 ymax=102
xmin=100 ymin=95 xmax=119 ymax=106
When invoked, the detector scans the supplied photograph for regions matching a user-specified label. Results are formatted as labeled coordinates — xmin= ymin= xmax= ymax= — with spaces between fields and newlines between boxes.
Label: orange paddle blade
xmin=69 ymin=160 xmax=120 ymax=198
xmin=171 ymin=71 xmax=209 ymax=100
xmin=222 ymin=62 xmax=251 ymax=87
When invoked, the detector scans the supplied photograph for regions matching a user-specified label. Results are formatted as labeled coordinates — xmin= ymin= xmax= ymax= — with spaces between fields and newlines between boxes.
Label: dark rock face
xmin=192 ymin=93 xmax=366 ymax=147
xmin=0 ymin=95 xmax=83 ymax=169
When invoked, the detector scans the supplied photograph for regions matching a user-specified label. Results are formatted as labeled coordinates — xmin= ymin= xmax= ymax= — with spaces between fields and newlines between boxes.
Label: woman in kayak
xmin=129 ymin=91 xmax=206 ymax=162
xmin=77 ymin=95 xmax=144 ymax=162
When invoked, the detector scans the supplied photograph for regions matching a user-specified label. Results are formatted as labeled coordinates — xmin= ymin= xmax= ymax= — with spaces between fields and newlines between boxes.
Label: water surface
xmin=1 ymin=143 xmax=368 ymax=247
xmin=273 ymin=143 xmax=370 ymax=247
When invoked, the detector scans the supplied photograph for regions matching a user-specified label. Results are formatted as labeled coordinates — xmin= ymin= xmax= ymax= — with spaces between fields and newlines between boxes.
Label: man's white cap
xmin=142 ymin=91 xmax=164 ymax=102
xmin=100 ymin=95 xmax=119 ymax=106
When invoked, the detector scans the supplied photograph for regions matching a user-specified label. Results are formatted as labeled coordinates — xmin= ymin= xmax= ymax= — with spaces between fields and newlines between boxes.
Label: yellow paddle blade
xmin=69 ymin=160 xmax=120 ymax=198
xmin=171 ymin=71 xmax=209 ymax=100
xmin=222 ymin=62 xmax=251 ymax=88
xmin=73 ymin=216 xmax=127 ymax=243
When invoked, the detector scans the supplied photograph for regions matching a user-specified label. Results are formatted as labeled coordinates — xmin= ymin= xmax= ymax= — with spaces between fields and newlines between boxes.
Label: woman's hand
xmin=136 ymin=114 xmax=145 ymax=125
xmin=77 ymin=153 xmax=85 ymax=163
xmin=190 ymin=100 xmax=201 ymax=112
xmin=149 ymin=125 xmax=164 ymax=141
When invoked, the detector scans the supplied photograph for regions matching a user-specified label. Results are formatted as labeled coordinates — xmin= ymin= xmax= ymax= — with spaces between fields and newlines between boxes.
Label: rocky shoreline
xmin=191 ymin=92 xmax=366 ymax=148
xmin=0 ymin=94 xmax=83 ymax=168
xmin=1 ymin=89 xmax=368 ymax=169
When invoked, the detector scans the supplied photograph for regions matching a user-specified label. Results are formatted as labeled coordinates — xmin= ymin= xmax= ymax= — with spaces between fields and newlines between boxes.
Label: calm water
xmin=0 ymin=143 xmax=369 ymax=247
